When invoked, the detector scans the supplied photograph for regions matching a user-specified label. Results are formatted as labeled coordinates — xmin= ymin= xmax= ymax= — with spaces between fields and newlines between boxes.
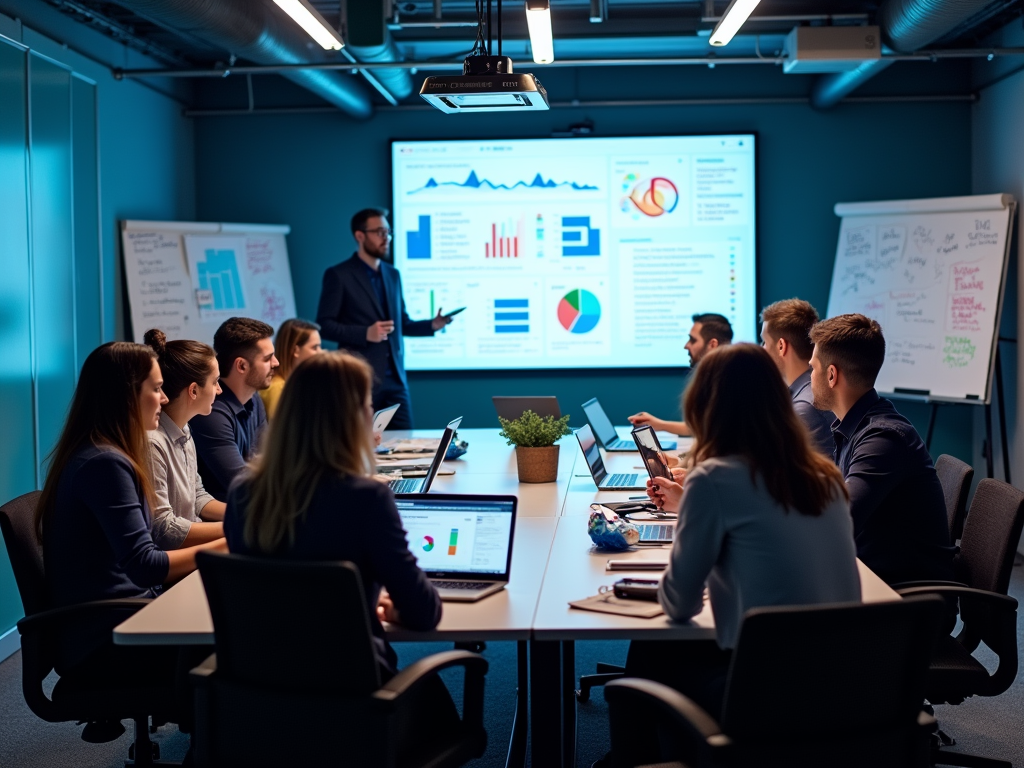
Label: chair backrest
xmin=722 ymin=597 xmax=944 ymax=742
xmin=196 ymin=551 xmax=382 ymax=695
xmin=0 ymin=491 xmax=48 ymax=617
xmin=934 ymin=454 xmax=974 ymax=543
xmin=957 ymin=478 xmax=1024 ymax=596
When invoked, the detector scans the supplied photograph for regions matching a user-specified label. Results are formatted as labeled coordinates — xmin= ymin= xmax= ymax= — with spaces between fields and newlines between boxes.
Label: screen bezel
xmin=631 ymin=425 xmax=673 ymax=480
xmin=390 ymin=132 xmax=760 ymax=373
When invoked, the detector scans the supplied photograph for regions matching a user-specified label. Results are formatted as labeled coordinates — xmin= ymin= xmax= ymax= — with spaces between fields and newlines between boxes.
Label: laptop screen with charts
xmin=582 ymin=397 xmax=676 ymax=452
xmin=574 ymin=424 xmax=645 ymax=490
xmin=395 ymin=494 xmax=517 ymax=602
xmin=492 ymin=396 xmax=561 ymax=422
xmin=388 ymin=417 xmax=462 ymax=495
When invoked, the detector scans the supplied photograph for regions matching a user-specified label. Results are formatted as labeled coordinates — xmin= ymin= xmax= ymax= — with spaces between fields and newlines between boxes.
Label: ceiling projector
xmin=420 ymin=55 xmax=549 ymax=114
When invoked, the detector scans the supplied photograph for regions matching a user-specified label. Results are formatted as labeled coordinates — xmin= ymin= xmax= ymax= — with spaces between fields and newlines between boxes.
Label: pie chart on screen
xmin=558 ymin=289 xmax=601 ymax=334
xmin=422 ymin=536 xmax=434 ymax=552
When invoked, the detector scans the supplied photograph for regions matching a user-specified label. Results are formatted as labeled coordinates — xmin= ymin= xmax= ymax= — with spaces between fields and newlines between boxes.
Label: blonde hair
xmin=242 ymin=352 xmax=376 ymax=552
xmin=272 ymin=318 xmax=320 ymax=381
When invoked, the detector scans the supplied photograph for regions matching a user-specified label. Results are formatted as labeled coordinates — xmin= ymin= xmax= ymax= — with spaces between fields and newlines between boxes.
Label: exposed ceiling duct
xmin=344 ymin=0 xmax=414 ymax=101
xmin=111 ymin=0 xmax=374 ymax=119
xmin=811 ymin=0 xmax=1007 ymax=109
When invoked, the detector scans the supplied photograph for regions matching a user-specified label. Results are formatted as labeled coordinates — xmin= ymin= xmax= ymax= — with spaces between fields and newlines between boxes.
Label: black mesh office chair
xmin=934 ymin=454 xmax=974 ymax=544
xmin=897 ymin=478 xmax=1024 ymax=768
xmin=0 ymin=491 xmax=179 ymax=766
xmin=191 ymin=551 xmax=488 ymax=768
xmin=604 ymin=596 xmax=946 ymax=768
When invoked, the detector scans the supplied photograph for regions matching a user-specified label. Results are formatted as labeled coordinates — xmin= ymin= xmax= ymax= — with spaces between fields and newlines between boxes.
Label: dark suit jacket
xmin=316 ymin=254 xmax=434 ymax=388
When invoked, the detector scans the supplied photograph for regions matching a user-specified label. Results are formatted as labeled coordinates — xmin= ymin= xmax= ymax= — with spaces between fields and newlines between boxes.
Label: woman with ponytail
xmin=143 ymin=329 xmax=228 ymax=549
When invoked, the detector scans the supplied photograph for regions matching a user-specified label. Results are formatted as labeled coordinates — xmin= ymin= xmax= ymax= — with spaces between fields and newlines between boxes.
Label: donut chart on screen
xmin=422 ymin=536 xmax=434 ymax=551
xmin=558 ymin=289 xmax=601 ymax=334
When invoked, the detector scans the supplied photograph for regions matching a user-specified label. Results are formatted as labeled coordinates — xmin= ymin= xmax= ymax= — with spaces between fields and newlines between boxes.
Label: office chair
xmin=604 ymin=596 xmax=946 ymax=768
xmin=191 ymin=551 xmax=488 ymax=768
xmin=934 ymin=454 xmax=974 ymax=544
xmin=0 ymin=491 xmax=179 ymax=766
xmin=897 ymin=478 xmax=1024 ymax=768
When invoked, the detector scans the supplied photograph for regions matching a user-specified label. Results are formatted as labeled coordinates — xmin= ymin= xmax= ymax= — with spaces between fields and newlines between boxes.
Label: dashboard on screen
xmin=391 ymin=135 xmax=756 ymax=371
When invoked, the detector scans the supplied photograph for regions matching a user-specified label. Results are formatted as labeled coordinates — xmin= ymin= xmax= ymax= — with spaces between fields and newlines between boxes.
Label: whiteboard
xmin=120 ymin=220 xmax=297 ymax=346
xmin=826 ymin=194 xmax=1015 ymax=404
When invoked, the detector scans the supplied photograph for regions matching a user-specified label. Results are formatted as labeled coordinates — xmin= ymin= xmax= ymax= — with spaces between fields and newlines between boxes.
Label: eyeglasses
xmin=361 ymin=227 xmax=393 ymax=239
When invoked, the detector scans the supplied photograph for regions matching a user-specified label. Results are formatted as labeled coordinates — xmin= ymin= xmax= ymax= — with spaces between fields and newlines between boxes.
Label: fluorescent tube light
xmin=273 ymin=0 xmax=344 ymax=51
xmin=709 ymin=0 xmax=761 ymax=47
xmin=526 ymin=0 xmax=554 ymax=64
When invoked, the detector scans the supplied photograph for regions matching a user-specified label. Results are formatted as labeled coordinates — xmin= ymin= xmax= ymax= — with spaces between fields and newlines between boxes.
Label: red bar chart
xmin=485 ymin=216 xmax=525 ymax=258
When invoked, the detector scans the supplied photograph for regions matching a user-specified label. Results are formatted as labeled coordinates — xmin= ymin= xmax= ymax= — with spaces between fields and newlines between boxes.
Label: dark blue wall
xmin=193 ymin=68 xmax=974 ymax=459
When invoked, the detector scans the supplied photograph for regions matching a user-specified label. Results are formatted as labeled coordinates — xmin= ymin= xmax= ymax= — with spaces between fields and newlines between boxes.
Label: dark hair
xmin=692 ymin=313 xmax=733 ymax=344
xmin=273 ymin=318 xmax=321 ymax=380
xmin=684 ymin=343 xmax=848 ymax=516
xmin=36 ymin=342 xmax=158 ymax=541
xmin=809 ymin=313 xmax=886 ymax=389
xmin=351 ymin=208 xmax=389 ymax=235
xmin=760 ymin=298 xmax=819 ymax=361
xmin=144 ymin=329 xmax=217 ymax=401
xmin=213 ymin=317 xmax=274 ymax=377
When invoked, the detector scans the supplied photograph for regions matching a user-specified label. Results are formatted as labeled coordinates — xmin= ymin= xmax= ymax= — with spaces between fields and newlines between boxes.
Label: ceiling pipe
xmin=110 ymin=0 xmax=374 ymax=119
xmin=811 ymin=0 xmax=1009 ymax=109
xmin=343 ymin=0 xmax=413 ymax=102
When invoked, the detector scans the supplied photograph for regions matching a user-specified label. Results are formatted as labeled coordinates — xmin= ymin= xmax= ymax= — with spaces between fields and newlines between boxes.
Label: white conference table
xmin=113 ymin=427 xmax=898 ymax=768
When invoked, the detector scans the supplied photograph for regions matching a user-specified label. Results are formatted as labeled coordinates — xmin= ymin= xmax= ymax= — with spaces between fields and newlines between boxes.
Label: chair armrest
xmin=890 ymin=580 xmax=968 ymax=591
xmin=16 ymin=598 xmax=152 ymax=635
xmin=373 ymin=650 xmax=488 ymax=729
xmin=896 ymin=585 xmax=1018 ymax=610
xmin=605 ymin=678 xmax=723 ymax=740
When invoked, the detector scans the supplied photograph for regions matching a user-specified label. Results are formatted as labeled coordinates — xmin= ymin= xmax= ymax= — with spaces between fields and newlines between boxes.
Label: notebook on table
xmin=387 ymin=417 xmax=462 ymax=495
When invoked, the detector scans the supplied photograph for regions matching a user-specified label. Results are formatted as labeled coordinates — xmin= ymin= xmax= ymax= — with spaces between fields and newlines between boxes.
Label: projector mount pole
xmin=498 ymin=0 xmax=503 ymax=56
xmin=487 ymin=0 xmax=492 ymax=55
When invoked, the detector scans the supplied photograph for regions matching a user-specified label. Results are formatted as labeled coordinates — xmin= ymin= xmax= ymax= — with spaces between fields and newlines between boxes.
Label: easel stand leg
xmin=926 ymin=403 xmax=939 ymax=452
xmin=995 ymin=351 xmax=1011 ymax=484
xmin=985 ymin=403 xmax=995 ymax=480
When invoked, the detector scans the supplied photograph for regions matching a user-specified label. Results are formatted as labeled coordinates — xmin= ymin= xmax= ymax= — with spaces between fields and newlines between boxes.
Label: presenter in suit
xmin=316 ymin=208 xmax=453 ymax=429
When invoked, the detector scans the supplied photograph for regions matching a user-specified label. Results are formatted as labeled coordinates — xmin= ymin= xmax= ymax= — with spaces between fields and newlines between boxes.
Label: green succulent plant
xmin=498 ymin=410 xmax=572 ymax=448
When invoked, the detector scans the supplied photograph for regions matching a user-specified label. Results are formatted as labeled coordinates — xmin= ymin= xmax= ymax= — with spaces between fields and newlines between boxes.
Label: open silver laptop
xmin=575 ymin=424 xmax=646 ymax=490
xmin=493 ymin=396 xmax=561 ymax=421
xmin=387 ymin=417 xmax=462 ymax=495
xmin=582 ymin=397 xmax=677 ymax=452
xmin=395 ymin=494 xmax=517 ymax=602
xmin=373 ymin=403 xmax=400 ymax=435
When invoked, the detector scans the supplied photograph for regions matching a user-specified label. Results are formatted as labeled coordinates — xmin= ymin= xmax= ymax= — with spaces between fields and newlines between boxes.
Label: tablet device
xmin=631 ymin=425 xmax=673 ymax=481
xmin=443 ymin=307 xmax=466 ymax=318
xmin=373 ymin=404 xmax=401 ymax=435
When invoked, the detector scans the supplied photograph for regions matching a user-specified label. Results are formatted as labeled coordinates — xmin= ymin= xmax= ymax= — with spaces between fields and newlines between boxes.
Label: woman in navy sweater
xmin=224 ymin=351 xmax=442 ymax=676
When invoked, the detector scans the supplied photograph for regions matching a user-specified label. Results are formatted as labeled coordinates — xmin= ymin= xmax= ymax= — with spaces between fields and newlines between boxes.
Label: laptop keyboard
xmin=389 ymin=478 xmax=422 ymax=493
xmin=639 ymin=524 xmax=674 ymax=541
xmin=433 ymin=580 xmax=491 ymax=590
xmin=609 ymin=438 xmax=633 ymax=449
xmin=607 ymin=473 xmax=640 ymax=486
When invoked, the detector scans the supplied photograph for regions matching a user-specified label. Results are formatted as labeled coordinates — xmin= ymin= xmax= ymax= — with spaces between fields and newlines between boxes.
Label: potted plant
xmin=498 ymin=410 xmax=573 ymax=483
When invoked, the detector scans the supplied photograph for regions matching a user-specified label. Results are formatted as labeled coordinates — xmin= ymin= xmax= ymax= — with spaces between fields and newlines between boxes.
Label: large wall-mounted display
xmin=391 ymin=135 xmax=757 ymax=371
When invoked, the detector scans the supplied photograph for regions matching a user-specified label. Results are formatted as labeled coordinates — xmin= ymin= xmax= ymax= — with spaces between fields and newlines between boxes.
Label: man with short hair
xmin=809 ymin=313 xmax=954 ymax=585
xmin=760 ymin=298 xmax=835 ymax=454
xmin=191 ymin=317 xmax=278 ymax=501
xmin=316 ymin=208 xmax=453 ymax=430
xmin=629 ymin=312 xmax=733 ymax=436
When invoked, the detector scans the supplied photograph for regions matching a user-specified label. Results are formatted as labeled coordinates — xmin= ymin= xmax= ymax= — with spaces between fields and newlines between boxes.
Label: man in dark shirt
xmin=809 ymin=313 xmax=955 ymax=584
xmin=191 ymin=317 xmax=278 ymax=500
xmin=760 ymin=298 xmax=835 ymax=455
xmin=316 ymin=208 xmax=453 ymax=429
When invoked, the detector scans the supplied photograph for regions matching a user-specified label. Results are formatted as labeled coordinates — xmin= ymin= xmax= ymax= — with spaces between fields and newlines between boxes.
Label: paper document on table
xmin=569 ymin=592 xmax=665 ymax=618
xmin=380 ymin=438 xmax=441 ymax=453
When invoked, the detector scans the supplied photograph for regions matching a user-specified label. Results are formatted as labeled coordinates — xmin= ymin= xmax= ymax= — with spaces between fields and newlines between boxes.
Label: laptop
xmin=631 ymin=425 xmax=673 ymax=481
xmin=493 ymin=396 xmax=561 ymax=421
xmin=373 ymin=403 xmax=400 ymax=436
xmin=582 ymin=397 xmax=677 ymax=452
xmin=574 ymin=423 xmax=646 ymax=490
xmin=387 ymin=417 xmax=462 ymax=495
xmin=395 ymin=494 xmax=517 ymax=601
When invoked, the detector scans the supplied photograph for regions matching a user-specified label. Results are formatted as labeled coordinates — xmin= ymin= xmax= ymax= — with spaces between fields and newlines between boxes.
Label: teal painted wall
xmin=0 ymin=21 xmax=195 ymax=642
xmin=193 ymin=92 xmax=974 ymax=459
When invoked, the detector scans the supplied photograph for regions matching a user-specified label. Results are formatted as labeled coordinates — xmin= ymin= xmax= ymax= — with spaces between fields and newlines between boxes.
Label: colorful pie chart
xmin=558 ymin=289 xmax=601 ymax=334
xmin=422 ymin=536 xmax=434 ymax=552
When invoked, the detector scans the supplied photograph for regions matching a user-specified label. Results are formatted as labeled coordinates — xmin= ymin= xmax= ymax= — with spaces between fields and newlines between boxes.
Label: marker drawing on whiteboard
xmin=943 ymin=336 xmax=976 ymax=369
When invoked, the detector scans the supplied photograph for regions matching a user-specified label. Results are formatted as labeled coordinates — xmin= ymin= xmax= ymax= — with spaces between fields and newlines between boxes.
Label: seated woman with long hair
xmin=258 ymin=318 xmax=321 ymax=419
xmin=144 ymin=329 xmax=227 ymax=549
xmin=37 ymin=342 xmax=226 ymax=687
xmin=628 ymin=343 xmax=861 ymax=718
xmin=224 ymin=352 xmax=442 ymax=676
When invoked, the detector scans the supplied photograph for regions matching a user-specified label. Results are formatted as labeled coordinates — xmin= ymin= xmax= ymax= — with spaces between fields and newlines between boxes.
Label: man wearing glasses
xmin=316 ymin=207 xmax=452 ymax=429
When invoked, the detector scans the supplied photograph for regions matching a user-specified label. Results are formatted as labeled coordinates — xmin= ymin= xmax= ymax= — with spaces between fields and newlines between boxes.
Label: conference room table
xmin=114 ymin=427 xmax=899 ymax=768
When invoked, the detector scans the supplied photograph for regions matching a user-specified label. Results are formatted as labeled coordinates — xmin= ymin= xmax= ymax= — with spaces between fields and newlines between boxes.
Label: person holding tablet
xmin=144 ymin=329 xmax=227 ymax=549
xmin=260 ymin=318 xmax=322 ymax=419
xmin=634 ymin=343 xmax=860 ymax=718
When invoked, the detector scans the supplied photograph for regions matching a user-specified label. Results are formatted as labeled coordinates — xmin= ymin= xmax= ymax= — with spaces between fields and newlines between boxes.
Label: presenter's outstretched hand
xmin=367 ymin=320 xmax=395 ymax=343
xmin=377 ymin=591 xmax=401 ymax=624
xmin=647 ymin=475 xmax=683 ymax=513
xmin=431 ymin=308 xmax=454 ymax=332
xmin=629 ymin=411 xmax=667 ymax=432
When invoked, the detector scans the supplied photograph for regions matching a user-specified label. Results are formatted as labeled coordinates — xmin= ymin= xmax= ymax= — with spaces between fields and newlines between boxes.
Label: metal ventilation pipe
xmin=113 ymin=0 xmax=373 ymax=119
xmin=811 ymin=0 xmax=1002 ymax=109
xmin=344 ymin=0 xmax=413 ymax=101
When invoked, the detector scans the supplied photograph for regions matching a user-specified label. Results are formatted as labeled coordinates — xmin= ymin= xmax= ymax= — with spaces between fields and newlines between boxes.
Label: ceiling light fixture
xmin=273 ymin=0 xmax=344 ymax=51
xmin=709 ymin=0 xmax=761 ymax=47
xmin=526 ymin=0 xmax=555 ymax=63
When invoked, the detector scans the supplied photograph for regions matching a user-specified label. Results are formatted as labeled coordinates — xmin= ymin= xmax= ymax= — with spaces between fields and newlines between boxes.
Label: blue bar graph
xmin=561 ymin=216 xmax=601 ymax=257
xmin=407 ymin=215 xmax=431 ymax=259
xmin=197 ymin=249 xmax=245 ymax=310
xmin=494 ymin=298 xmax=529 ymax=334
xmin=495 ymin=299 xmax=529 ymax=308
xmin=495 ymin=325 xmax=530 ymax=334
xmin=495 ymin=312 xmax=529 ymax=321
